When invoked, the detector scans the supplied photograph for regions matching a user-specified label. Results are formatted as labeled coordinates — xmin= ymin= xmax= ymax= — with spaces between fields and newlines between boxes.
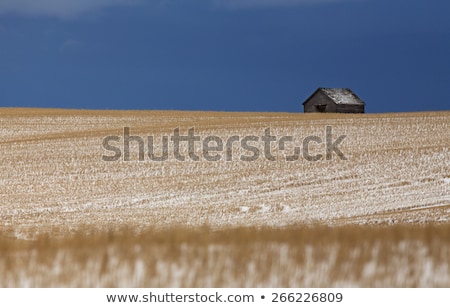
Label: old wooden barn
xmin=303 ymin=88 xmax=365 ymax=113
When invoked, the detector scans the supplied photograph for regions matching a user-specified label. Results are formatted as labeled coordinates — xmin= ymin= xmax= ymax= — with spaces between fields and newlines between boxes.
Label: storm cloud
xmin=0 ymin=0 xmax=139 ymax=18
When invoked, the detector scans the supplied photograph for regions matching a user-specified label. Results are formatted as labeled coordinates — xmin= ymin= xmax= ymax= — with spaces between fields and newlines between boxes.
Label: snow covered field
xmin=0 ymin=108 xmax=449 ymax=287
xmin=1 ymin=109 xmax=449 ymax=236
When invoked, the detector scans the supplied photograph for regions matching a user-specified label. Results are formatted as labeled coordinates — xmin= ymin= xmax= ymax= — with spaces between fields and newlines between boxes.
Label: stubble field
xmin=0 ymin=108 xmax=449 ymax=287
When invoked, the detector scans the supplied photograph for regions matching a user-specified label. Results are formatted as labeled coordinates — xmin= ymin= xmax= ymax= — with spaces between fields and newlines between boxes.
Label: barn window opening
xmin=315 ymin=104 xmax=326 ymax=112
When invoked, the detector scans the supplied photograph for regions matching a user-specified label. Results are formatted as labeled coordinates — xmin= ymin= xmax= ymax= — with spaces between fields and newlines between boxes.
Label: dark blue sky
xmin=1 ymin=0 xmax=449 ymax=113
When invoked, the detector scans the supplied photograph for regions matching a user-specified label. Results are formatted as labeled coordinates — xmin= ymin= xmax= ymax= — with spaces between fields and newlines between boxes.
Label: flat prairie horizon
xmin=1 ymin=108 xmax=449 ymax=287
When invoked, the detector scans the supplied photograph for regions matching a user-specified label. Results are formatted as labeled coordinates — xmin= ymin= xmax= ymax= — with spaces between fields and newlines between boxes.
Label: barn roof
xmin=303 ymin=88 xmax=365 ymax=105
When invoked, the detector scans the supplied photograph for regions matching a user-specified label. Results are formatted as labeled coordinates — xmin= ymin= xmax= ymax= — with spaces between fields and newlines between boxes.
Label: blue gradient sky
xmin=0 ymin=0 xmax=449 ymax=113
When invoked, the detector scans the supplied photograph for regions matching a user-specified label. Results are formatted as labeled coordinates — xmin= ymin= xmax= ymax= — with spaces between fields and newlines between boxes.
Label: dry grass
xmin=1 ymin=108 xmax=450 ymax=287
xmin=1 ymin=225 xmax=449 ymax=287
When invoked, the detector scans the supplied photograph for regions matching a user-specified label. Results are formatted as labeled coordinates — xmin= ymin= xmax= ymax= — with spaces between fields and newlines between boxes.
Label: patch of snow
xmin=322 ymin=88 xmax=363 ymax=105
xmin=258 ymin=204 xmax=270 ymax=213
xmin=240 ymin=206 xmax=249 ymax=213
xmin=282 ymin=204 xmax=294 ymax=213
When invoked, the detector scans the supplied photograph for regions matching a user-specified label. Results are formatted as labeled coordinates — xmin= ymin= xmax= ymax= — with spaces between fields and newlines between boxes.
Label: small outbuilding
xmin=302 ymin=88 xmax=365 ymax=113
